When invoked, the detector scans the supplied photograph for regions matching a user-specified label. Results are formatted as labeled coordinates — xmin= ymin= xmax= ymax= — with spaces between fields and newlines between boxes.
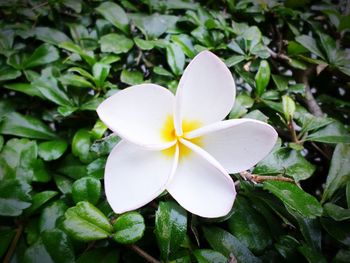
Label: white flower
xmin=97 ymin=51 xmax=278 ymax=218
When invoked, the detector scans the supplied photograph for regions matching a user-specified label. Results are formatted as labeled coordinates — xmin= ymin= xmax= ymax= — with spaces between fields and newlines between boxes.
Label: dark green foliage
xmin=0 ymin=1 xmax=349 ymax=262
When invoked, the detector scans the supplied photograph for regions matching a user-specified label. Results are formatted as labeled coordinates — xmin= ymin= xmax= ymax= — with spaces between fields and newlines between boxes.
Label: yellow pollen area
xmin=160 ymin=115 xmax=202 ymax=159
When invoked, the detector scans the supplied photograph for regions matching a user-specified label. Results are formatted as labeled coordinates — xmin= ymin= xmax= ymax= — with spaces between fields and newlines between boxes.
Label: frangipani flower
xmin=97 ymin=51 xmax=278 ymax=218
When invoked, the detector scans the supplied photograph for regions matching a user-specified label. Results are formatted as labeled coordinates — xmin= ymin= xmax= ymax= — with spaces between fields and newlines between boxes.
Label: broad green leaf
xmin=242 ymin=26 xmax=262 ymax=51
xmin=134 ymin=38 xmax=155 ymax=50
xmin=274 ymin=235 xmax=300 ymax=259
xmin=120 ymin=69 xmax=144 ymax=85
xmin=72 ymin=129 xmax=92 ymax=163
xmin=166 ymin=43 xmax=185 ymax=76
xmin=0 ymin=112 xmax=56 ymax=140
xmin=171 ymin=34 xmax=196 ymax=58
xmin=23 ymin=44 xmax=59 ymax=68
xmin=130 ymin=13 xmax=178 ymax=39
xmin=263 ymin=181 xmax=323 ymax=218
xmin=93 ymin=62 xmax=110 ymax=88
xmin=100 ymin=33 xmax=133 ymax=54
xmin=203 ymin=227 xmax=260 ymax=263
xmin=63 ymin=201 xmax=113 ymax=241
xmin=254 ymin=147 xmax=315 ymax=182
xmin=155 ymin=201 xmax=187 ymax=261
xmin=324 ymin=203 xmax=350 ymax=221
xmin=153 ymin=66 xmax=173 ymax=77
xmin=23 ymin=229 xmax=74 ymax=263
xmin=0 ymin=177 xmax=31 ymax=216
xmin=38 ymin=140 xmax=68 ymax=161
xmin=228 ymin=197 xmax=272 ymax=254
xmin=255 ymin=60 xmax=270 ymax=96
xmin=225 ymin=55 xmax=246 ymax=67
xmin=306 ymin=122 xmax=350 ymax=144
xmin=72 ymin=177 xmax=101 ymax=205
xmin=39 ymin=200 xmax=67 ymax=232
xmin=295 ymin=35 xmax=326 ymax=60
xmin=59 ymin=74 xmax=94 ymax=88
xmin=321 ymin=217 xmax=350 ymax=246
xmin=59 ymin=41 xmax=96 ymax=66
xmin=322 ymin=143 xmax=350 ymax=201
xmin=96 ymin=2 xmax=129 ymax=34
xmin=113 ymin=212 xmax=145 ymax=244
xmin=25 ymin=191 xmax=58 ymax=215
xmin=35 ymin=27 xmax=71 ymax=45
xmin=298 ymin=245 xmax=327 ymax=263
xmin=4 ymin=83 xmax=44 ymax=98
xmin=32 ymin=74 xmax=73 ymax=107
xmin=57 ymin=154 xmax=87 ymax=179
xmin=0 ymin=66 xmax=21 ymax=81
xmin=272 ymin=74 xmax=288 ymax=91
xmin=318 ymin=32 xmax=336 ymax=63
xmin=54 ymin=174 xmax=73 ymax=195
xmin=87 ymin=157 xmax=106 ymax=179
xmin=90 ymin=135 xmax=120 ymax=156
xmin=193 ymin=249 xmax=227 ymax=263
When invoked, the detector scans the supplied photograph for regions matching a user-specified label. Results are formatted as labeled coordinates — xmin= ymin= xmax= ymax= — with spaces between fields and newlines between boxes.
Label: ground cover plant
xmin=0 ymin=0 xmax=350 ymax=262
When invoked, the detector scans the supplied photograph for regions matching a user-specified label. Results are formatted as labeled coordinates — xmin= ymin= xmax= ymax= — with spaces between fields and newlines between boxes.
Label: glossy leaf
xmin=100 ymin=33 xmax=133 ymax=54
xmin=113 ymin=212 xmax=145 ymax=244
xmin=166 ymin=43 xmax=185 ymax=76
xmin=255 ymin=60 xmax=270 ymax=96
xmin=38 ymin=140 xmax=68 ymax=161
xmin=155 ymin=201 xmax=187 ymax=260
xmin=193 ymin=249 xmax=227 ymax=263
xmin=72 ymin=177 xmax=101 ymax=205
xmin=263 ymin=181 xmax=323 ymax=218
xmin=96 ymin=2 xmax=129 ymax=34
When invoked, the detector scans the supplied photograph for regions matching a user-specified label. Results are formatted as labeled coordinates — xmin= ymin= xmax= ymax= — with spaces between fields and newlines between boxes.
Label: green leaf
xmin=155 ymin=201 xmax=187 ymax=260
xmin=25 ymin=191 xmax=58 ymax=215
xmin=0 ymin=228 xmax=15 ymax=258
xmin=324 ymin=203 xmax=350 ymax=221
xmin=23 ymin=44 xmax=59 ymax=68
xmin=166 ymin=43 xmax=185 ymax=76
xmin=254 ymin=147 xmax=315 ymax=182
xmin=57 ymin=154 xmax=87 ymax=179
xmin=228 ymin=196 xmax=272 ymax=254
xmin=0 ymin=177 xmax=31 ymax=216
xmin=90 ymin=135 xmax=120 ymax=156
xmin=72 ymin=129 xmax=94 ymax=163
xmin=87 ymin=157 xmax=106 ymax=179
xmin=72 ymin=177 xmax=101 ymax=205
xmin=306 ymin=122 xmax=350 ymax=144
xmin=298 ymin=245 xmax=327 ymax=263
xmin=225 ymin=55 xmax=246 ymax=67
xmin=41 ymin=229 xmax=75 ymax=263
xmin=193 ymin=249 xmax=227 ymax=263
xmin=35 ymin=27 xmax=71 ymax=45
xmin=4 ymin=83 xmax=44 ymax=98
xmin=39 ymin=200 xmax=67 ymax=232
xmin=130 ymin=13 xmax=178 ymax=39
xmin=23 ymin=229 xmax=74 ymax=263
xmin=0 ymin=112 xmax=57 ymax=140
xmin=255 ymin=60 xmax=270 ymax=96
xmin=134 ymin=38 xmax=155 ymax=50
xmin=63 ymin=201 xmax=113 ymax=241
xmin=59 ymin=42 xmax=96 ymax=66
xmin=321 ymin=217 xmax=350 ymax=246
xmin=282 ymin=95 xmax=296 ymax=121
xmin=100 ymin=33 xmax=133 ymax=54
xmin=59 ymin=74 xmax=94 ymax=88
xmin=38 ymin=140 xmax=68 ymax=161
xmin=171 ymin=34 xmax=196 ymax=58
xmin=202 ymin=227 xmax=260 ymax=263
xmin=120 ymin=69 xmax=144 ymax=85
xmin=272 ymin=74 xmax=288 ymax=91
xmin=322 ymin=143 xmax=350 ymax=201
xmin=0 ymin=66 xmax=21 ymax=81
xmin=295 ymin=35 xmax=326 ymax=60
xmin=93 ymin=63 xmax=110 ymax=88
xmin=113 ymin=212 xmax=145 ymax=244
xmin=95 ymin=2 xmax=129 ymax=34
xmin=263 ymin=181 xmax=323 ymax=218
xmin=32 ymin=74 xmax=73 ymax=107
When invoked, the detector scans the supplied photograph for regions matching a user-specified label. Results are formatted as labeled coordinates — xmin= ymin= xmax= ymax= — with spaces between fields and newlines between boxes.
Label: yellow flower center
xmin=161 ymin=115 xmax=202 ymax=159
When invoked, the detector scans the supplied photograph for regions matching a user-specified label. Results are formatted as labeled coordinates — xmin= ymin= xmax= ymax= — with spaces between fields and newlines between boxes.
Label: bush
xmin=1 ymin=1 xmax=350 ymax=262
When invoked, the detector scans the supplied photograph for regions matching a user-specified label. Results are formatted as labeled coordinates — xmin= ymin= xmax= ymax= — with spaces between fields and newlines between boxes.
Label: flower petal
xmin=166 ymin=138 xmax=236 ymax=218
xmin=174 ymin=51 xmax=235 ymax=135
xmin=105 ymin=140 xmax=178 ymax=214
xmin=185 ymin=119 xmax=278 ymax=173
xmin=97 ymin=84 xmax=175 ymax=150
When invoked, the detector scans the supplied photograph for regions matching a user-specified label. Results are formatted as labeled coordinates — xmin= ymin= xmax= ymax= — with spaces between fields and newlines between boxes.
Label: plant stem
xmin=240 ymin=171 xmax=295 ymax=184
xmin=128 ymin=244 xmax=160 ymax=263
xmin=3 ymin=224 xmax=24 ymax=263
xmin=288 ymin=120 xmax=299 ymax=144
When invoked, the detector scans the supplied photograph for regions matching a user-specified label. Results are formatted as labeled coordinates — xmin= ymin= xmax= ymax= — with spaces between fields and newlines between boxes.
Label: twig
xmin=240 ymin=171 xmax=295 ymax=184
xmin=3 ymin=224 xmax=24 ymax=263
xmin=128 ymin=244 xmax=160 ymax=263
xmin=267 ymin=47 xmax=291 ymax=63
xmin=296 ymin=67 xmax=324 ymax=117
